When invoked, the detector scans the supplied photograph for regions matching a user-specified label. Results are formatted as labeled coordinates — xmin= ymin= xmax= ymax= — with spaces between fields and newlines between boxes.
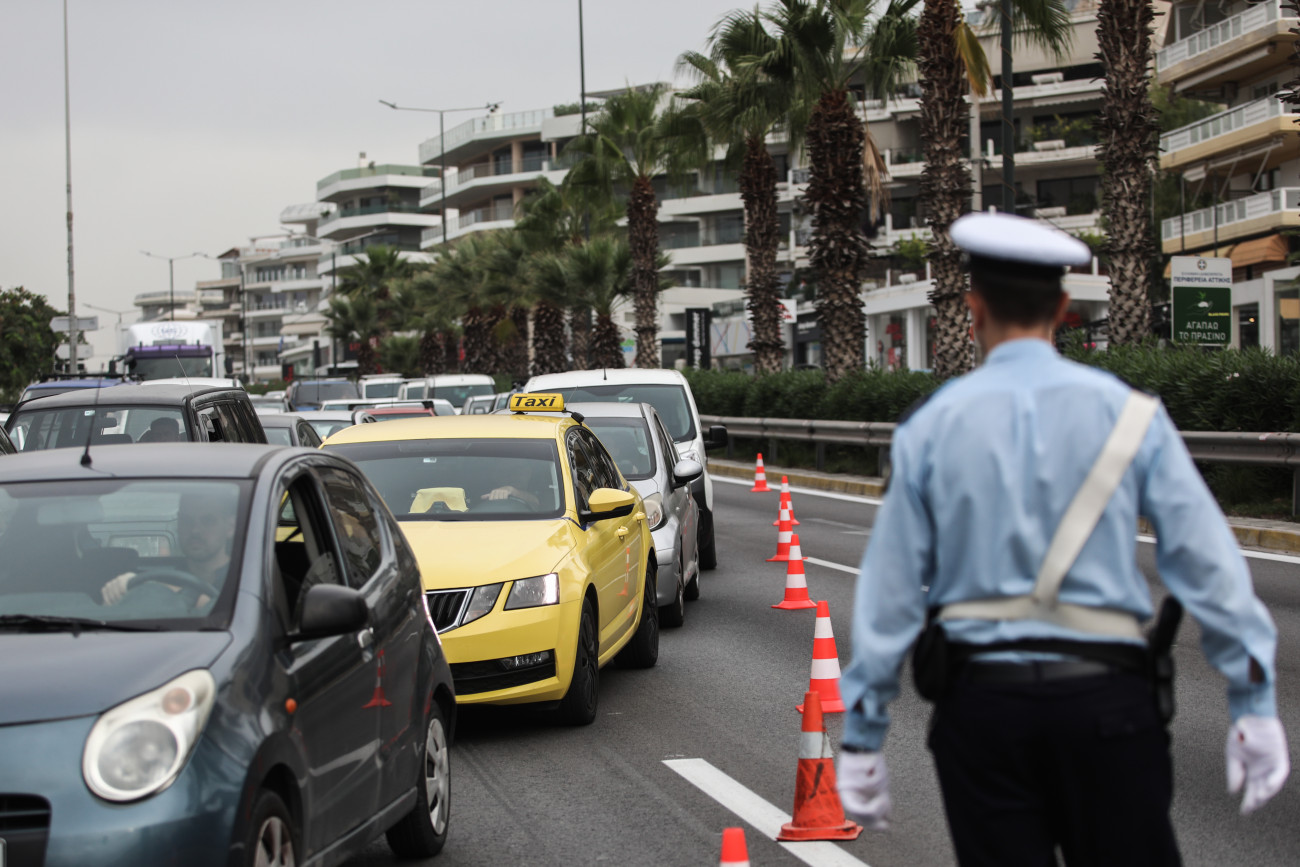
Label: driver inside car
xmin=478 ymin=461 xmax=542 ymax=511
xmin=101 ymin=490 xmax=237 ymax=608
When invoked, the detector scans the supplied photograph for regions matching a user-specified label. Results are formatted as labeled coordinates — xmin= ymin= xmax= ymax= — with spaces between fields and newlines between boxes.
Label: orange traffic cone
xmin=751 ymin=453 xmax=772 ymax=492
xmin=796 ymin=601 xmax=846 ymax=713
xmin=767 ymin=504 xmax=803 ymax=562
xmin=719 ymin=827 xmax=749 ymax=866
xmin=777 ymin=691 xmax=862 ymax=842
xmin=773 ymin=476 xmax=800 ymax=526
xmin=363 ymin=649 xmax=393 ymax=708
xmin=772 ymin=533 xmax=816 ymax=610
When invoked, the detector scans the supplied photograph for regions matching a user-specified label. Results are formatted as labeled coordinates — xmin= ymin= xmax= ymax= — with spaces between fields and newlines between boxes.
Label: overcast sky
xmin=1 ymin=0 xmax=743 ymax=365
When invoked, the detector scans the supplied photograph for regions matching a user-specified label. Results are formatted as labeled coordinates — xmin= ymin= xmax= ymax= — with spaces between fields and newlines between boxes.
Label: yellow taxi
xmin=322 ymin=394 xmax=658 ymax=725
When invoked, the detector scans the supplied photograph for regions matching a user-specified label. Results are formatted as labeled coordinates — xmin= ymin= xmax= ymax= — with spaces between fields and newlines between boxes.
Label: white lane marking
xmin=805 ymin=557 xmax=859 ymax=576
xmin=664 ymin=758 xmax=872 ymax=867
xmin=715 ymin=475 xmax=882 ymax=505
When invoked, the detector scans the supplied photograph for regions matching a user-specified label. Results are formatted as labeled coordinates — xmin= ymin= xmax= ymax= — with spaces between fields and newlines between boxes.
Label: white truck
xmin=114 ymin=320 xmax=227 ymax=382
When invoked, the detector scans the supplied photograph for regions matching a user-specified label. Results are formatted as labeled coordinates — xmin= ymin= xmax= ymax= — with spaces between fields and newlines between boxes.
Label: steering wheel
xmin=126 ymin=568 xmax=221 ymax=604
xmin=474 ymin=495 xmax=532 ymax=513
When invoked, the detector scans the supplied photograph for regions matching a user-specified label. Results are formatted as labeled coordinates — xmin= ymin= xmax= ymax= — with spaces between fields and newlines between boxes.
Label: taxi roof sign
xmin=509 ymin=393 xmax=565 ymax=413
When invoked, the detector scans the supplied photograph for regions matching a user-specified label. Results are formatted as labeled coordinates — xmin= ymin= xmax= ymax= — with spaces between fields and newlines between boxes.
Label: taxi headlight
xmin=462 ymin=583 xmax=502 ymax=626
xmin=642 ymin=492 xmax=665 ymax=530
xmin=83 ymin=669 xmax=215 ymax=802
xmin=504 ymin=573 xmax=559 ymax=610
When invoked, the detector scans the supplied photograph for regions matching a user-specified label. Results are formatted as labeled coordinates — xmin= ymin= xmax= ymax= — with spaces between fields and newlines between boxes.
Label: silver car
xmin=572 ymin=402 xmax=702 ymax=627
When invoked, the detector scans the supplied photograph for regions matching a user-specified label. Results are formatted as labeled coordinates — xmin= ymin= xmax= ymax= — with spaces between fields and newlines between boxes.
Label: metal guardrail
xmin=703 ymin=415 xmax=1300 ymax=515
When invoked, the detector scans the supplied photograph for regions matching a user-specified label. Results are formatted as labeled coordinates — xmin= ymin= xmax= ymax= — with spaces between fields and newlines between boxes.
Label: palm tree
xmin=391 ymin=275 xmax=461 ymax=375
xmin=1096 ymin=0 xmax=1160 ymax=345
xmin=378 ymin=334 xmax=421 ymax=378
xmin=334 ymin=244 xmax=417 ymax=306
xmin=565 ymin=84 xmax=679 ymax=369
xmin=921 ymin=0 xmax=1069 ymax=378
xmin=478 ymin=230 xmax=532 ymax=380
xmin=325 ymin=294 xmax=383 ymax=376
xmin=566 ymin=236 xmax=633 ymax=369
xmin=677 ymin=8 xmax=798 ymax=374
xmin=526 ymin=252 xmax=576 ymax=375
xmin=429 ymin=235 xmax=492 ymax=373
xmin=756 ymin=0 xmax=920 ymax=383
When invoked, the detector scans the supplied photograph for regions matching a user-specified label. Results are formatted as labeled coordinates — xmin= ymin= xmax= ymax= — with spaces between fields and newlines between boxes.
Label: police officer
xmin=835 ymin=212 xmax=1289 ymax=865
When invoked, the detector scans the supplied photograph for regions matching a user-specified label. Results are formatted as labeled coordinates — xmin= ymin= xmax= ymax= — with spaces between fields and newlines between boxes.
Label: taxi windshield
xmin=546 ymin=384 xmax=695 ymax=442
xmin=585 ymin=417 xmax=655 ymax=480
xmin=0 ymin=479 xmax=248 ymax=630
xmin=327 ymin=438 xmax=564 ymax=521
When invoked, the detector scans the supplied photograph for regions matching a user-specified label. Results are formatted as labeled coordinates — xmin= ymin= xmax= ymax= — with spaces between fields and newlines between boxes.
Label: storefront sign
xmin=684 ymin=307 xmax=712 ymax=368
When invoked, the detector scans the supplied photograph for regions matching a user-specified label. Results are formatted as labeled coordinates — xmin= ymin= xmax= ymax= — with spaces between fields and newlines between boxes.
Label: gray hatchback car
xmin=0 ymin=444 xmax=454 ymax=866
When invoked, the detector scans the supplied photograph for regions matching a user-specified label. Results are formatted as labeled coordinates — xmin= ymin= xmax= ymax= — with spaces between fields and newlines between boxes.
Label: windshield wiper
xmin=0 ymin=614 xmax=163 ymax=634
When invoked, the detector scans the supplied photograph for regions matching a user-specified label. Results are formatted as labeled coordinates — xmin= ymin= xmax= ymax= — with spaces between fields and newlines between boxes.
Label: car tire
xmin=556 ymin=598 xmax=599 ymax=726
xmin=385 ymin=701 xmax=451 ymax=858
xmin=244 ymin=790 xmax=297 ymax=867
xmin=698 ymin=509 xmax=718 ymax=571
xmin=617 ymin=559 xmax=659 ymax=669
xmin=684 ymin=531 xmax=702 ymax=601
xmin=660 ymin=552 xmax=686 ymax=628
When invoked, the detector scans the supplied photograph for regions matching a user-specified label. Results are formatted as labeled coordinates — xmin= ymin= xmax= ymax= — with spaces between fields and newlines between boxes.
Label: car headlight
xmin=504 ymin=573 xmax=559 ymax=610
xmin=462 ymin=583 xmax=502 ymax=626
xmin=83 ymin=669 xmax=216 ymax=802
xmin=642 ymin=492 xmax=665 ymax=530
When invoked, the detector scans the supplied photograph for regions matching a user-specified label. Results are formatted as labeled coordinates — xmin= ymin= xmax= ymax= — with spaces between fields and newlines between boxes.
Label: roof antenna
xmin=175 ymin=354 xmax=192 ymax=391
xmin=602 ymin=367 xmax=607 ymax=382
xmin=81 ymin=372 xmax=105 ymax=467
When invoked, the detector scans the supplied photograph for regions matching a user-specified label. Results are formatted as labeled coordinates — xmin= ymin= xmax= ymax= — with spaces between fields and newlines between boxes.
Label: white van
xmin=359 ymin=374 xmax=406 ymax=400
xmin=523 ymin=368 xmax=727 ymax=572
xmin=398 ymin=374 xmax=496 ymax=412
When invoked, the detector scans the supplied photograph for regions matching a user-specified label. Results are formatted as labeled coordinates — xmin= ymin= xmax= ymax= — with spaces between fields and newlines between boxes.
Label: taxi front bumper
xmin=440 ymin=598 xmax=581 ymax=705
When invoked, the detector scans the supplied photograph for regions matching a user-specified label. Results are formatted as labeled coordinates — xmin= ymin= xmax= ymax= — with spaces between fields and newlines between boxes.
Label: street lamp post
xmin=377 ymin=101 xmax=500 ymax=246
xmin=140 ymin=250 xmax=204 ymax=321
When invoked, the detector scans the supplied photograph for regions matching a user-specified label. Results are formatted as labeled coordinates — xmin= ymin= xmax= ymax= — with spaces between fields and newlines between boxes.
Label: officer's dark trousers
xmin=928 ymin=669 xmax=1181 ymax=867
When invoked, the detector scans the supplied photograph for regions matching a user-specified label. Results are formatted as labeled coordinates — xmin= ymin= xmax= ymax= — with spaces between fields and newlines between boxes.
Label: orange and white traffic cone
xmin=773 ymin=476 xmax=800 ymax=526
xmin=777 ymin=691 xmax=862 ymax=842
xmin=796 ymin=601 xmax=846 ymax=713
xmin=767 ymin=504 xmax=803 ymax=563
xmin=750 ymin=453 xmax=772 ymax=492
xmin=772 ymin=533 xmax=816 ymax=610
xmin=363 ymin=649 xmax=393 ymax=709
xmin=718 ymin=827 xmax=749 ymax=866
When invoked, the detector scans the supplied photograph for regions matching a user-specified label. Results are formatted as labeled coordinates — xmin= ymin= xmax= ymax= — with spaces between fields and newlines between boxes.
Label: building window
xmin=1238 ymin=303 xmax=1260 ymax=349
xmin=1036 ymin=176 xmax=1100 ymax=215
xmin=1277 ymin=291 xmax=1299 ymax=355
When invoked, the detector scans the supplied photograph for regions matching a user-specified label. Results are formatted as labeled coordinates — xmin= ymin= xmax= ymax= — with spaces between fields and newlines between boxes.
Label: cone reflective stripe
xmin=777 ymin=691 xmax=862 ymax=842
xmin=772 ymin=534 xmax=816 ymax=610
xmin=773 ymin=476 xmax=800 ymax=526
xmin=719 ymin=827 xmax=749 ymax=867
xmin=750 ymin=453 xmax=772 ymax=492
xmin=797 ymin=601 xmax=846 ymax=713
xmin=767 ymin=504 xmax=800 ymax=562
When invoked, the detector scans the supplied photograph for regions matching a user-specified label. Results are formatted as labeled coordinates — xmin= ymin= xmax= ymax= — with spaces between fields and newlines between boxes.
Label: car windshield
xmin=403 ymin=383 xmax=426 ymax=399
xmin=548 ymin=384 xmax=696 ymax=442
xmin=263 ymin=427 xmax=293 ymax=446
xmin=585 ymin=417 xmax=655 ymax=480
xmin=7 ymin=406 xmax=191 ymax=451
xmin=249 ymin=398 xmax=283 ymax=408
xmin=368 ymin=411 xmax=434 ymax=422
xmin=294 ymin=382 xmax=359 ymax=404
xmin=308 ymin=419 xmax=354 ymax=439
xmin=0 ymin=479 xmax=248 ymax=629
xmin=327 ymin=438 xmax=564 ymax=521
xmin=432 ymin=383 xmax=494 ymax=408
xmin=364 ymin=382 xmax=402 ymax=398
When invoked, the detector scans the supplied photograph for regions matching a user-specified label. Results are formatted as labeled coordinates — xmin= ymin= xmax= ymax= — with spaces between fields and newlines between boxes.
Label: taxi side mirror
xmin=704 ymin=424 xmax=728 ymax=450
xmin=290 ymin=584 xmax=369 ymax=642
xmin=671 ymin=458 xmax=703 ymax=489
xmin=581 ymin=487 xmax=636 ymax=523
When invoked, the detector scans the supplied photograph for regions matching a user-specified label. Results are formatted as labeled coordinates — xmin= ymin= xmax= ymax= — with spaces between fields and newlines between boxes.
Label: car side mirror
xmin=671 ymin=458 xmax=704 ymax=488
xmin=290 ymin=584 xmax=369 ymax=641
xmin=704 ymin=424 xmax=728 ymax=450
xmin=580 ymin=487 xmax=636 ymax=523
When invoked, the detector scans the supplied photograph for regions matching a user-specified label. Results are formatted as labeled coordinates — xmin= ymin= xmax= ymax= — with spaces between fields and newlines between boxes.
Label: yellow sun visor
xmin=509 ymin=393 xmax=565 ymax=413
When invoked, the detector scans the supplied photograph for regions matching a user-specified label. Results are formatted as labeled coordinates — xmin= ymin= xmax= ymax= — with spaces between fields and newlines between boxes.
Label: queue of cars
xmin=0 ymin=369 xmax=727 ymax=864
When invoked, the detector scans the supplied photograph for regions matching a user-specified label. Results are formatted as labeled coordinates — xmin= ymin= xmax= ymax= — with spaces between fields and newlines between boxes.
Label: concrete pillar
xmin=511 ymin=140 xmax=523 ymax=174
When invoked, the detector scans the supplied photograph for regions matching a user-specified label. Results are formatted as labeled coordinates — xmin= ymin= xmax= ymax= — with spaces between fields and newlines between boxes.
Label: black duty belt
xmin=963 ymin=659 xmax=1117 ymax=685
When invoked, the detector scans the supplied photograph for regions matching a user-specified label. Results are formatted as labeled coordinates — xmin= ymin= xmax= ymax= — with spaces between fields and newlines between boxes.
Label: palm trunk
xmin=1097 ymin=0 xmax=1158 ymax=345
xmin=591 ymin=313 xmax=625 ymax=368
xmin=532 ymin=299 xmax=568 ymax=375
xmin=740 ymin=135 xmax=785 ymax=374
xmin=569 ymin=306 xmax=591 ymax=370
xmin=502 ymin=306 xmax=530 ymax=380
xmin=806 ymin=90 xmax=870 ymax=383
xmin=418 ymin=331 xmax=444 ymax=376
xmin=462 ymin=306 xmax=492 ymax=374
xmin=920 ymin=0 xmax=974 ymax=379
xmin=356 ymin=339 xmax=379 ymax=377
xmin=628 ymin=175 xmax=661 ymax=369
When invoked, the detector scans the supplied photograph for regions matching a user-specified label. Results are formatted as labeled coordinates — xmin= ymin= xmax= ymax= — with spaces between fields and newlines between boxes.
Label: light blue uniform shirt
xmin=840 ymin=338 xmax=1279 ymax=751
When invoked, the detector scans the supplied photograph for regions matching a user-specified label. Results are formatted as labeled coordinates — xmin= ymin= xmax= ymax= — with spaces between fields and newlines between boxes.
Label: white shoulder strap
xmin=938 ymin=390 xmax=1159 ymax=639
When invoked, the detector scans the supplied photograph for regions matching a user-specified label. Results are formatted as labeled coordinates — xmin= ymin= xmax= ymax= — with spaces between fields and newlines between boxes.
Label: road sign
xmin=50 ymin=315 xmax=99 ymax=333
xmin=1170 ymin=256 xmax=1231 ymax=345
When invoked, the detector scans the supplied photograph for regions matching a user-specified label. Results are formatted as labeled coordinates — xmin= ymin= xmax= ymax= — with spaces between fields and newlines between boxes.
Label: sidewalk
xmin=709 ymin=458 xmax=1300 ymax=556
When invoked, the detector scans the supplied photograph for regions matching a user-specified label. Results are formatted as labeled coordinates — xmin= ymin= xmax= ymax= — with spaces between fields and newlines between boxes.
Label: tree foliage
xmin=0 ymin=287 xmax=64 ymax=403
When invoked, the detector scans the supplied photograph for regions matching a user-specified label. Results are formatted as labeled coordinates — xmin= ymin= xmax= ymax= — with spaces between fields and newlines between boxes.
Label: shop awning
xmin=1163 ymin=234 xmax=1291 ymax=277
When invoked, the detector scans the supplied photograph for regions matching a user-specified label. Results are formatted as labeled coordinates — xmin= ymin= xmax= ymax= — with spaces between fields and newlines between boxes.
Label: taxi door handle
xmin=616 ymin=527 xmax=630 ymax=538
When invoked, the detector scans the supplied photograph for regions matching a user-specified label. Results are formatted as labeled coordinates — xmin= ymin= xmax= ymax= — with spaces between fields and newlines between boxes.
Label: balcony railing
xmin=1161 ymin=187 xmax=1300 ymax=241
xmin=1161 ymin=96 xmax=1297 ymax=153
xmin=318 ymin=202 xmax=424 ymax=226
xmin=1156 ymin=0 xmax=1289 ymax=71
xmin=316 ymin=164 xmax=438 ymax=192
xmin=456 ymin=202 xmax=517 ymax=230
xmin=419 ymin=108 xmax=555 ymax=164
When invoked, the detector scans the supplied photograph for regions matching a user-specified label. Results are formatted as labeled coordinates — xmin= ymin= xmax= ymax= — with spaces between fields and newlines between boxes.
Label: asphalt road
xmin=348 ymin=479 xmax=1300 ymax=866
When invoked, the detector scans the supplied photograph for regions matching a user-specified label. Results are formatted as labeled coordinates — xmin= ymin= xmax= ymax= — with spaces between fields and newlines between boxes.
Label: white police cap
xmin=950 ymin=212 xmax=1092 ymax=268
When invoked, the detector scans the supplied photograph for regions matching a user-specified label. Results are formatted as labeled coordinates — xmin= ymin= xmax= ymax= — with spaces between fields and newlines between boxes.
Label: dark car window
xmin=576 ymin=428 xmax=623 ymax=490
xmin=544 ymin=383 xmax=696 ymax=442
xmin=231 ymin=399 xmax=267 ymax=443
xmin=264 ymin=427 xmax=293 ymax=446
xmin=0 ymin=426 xmax=14 ymax=455
xmin=317 ymin=467 xmax=386 ymax=589
xmin=585 ymin=417 xmax=655 ymax=481
xmin=9 ymin=405 xmax=190 ymax=450
xmin=653 ymin=415 xmax=680 ymax=479
xmin=297 ymin=422 xmax=322 ymax=448
xmin=291 ymin=381 xmax=360 ymax=407
xmin=196 ymin=406 xmax=224 ymax=442
xmin=566 ymin=430 xmax=596 ymax=512
xmin=273 ymin=474 xmax=345 ymax=627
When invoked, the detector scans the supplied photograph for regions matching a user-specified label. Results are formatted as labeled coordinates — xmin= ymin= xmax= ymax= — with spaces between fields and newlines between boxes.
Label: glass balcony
xmin=419 ymin=108 xmax=555 ymax=164
xmin=1160 ymin=96 xmax=1297 ymax=153
xmin=316 ymin=164 xmax=438 ymax=193
xmin=318 ymin=202 xmax=424 ymax=226
xmin=456 ymin=202 xmax=516 ymax=230
xmin=1156 ymin=0 xmax=1289 ymax=71
xmin=1161 ymin=187 xmax=1300 ymax=241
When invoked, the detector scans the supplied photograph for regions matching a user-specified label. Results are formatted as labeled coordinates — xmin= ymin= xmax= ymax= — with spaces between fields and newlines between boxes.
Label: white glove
xmin=1226 ymin=715 xmax=1290 ymax=815
xmin=837 ymin=750 xmax=891 ymax=830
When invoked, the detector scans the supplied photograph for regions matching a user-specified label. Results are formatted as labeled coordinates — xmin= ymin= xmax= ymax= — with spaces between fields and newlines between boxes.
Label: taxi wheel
xmin=245 ymin=790 xmax=297 ymax=867
xmin=660 ymin=552 xmax=686 ymax=628
xmin=556 ymin=599 xmax=599 ymax=726
xmin=616 ymin=559 xmax=659 ymax=669
xmin=385 ymin=702 xmax=451 ymax=857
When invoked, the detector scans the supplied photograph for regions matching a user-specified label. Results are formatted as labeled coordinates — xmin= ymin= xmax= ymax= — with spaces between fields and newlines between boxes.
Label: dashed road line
xmin=715 ymin=475 xmax=882 ymax=505
xmin=663 ymin=758 xmax=872 ymax=867
xmin=805 ymin=556 xmax=859 ymax=576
